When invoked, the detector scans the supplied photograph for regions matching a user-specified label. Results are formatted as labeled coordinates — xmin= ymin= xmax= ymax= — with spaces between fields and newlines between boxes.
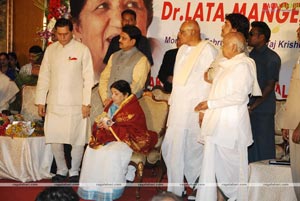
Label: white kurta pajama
xmin=35 ymin=39 xmax=94 ymax=176
xmin=162 ymin=41 xmax=218 ymax=196
xmin=36 ymin=39 xmax=94 ymax=145
xmin=196 ymin=53 xmax=261 ymax=201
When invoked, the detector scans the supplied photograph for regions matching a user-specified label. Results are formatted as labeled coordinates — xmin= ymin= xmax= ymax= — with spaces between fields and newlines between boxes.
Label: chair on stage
xmin=130 ymin=91 xmax=169 ymax=199
xmin=151 ymin=86 xmax=171 ymax=101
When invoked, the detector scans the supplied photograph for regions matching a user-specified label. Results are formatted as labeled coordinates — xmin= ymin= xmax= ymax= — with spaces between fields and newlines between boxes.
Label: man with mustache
xmin=99 ymin=25 xmax=150 ymax=107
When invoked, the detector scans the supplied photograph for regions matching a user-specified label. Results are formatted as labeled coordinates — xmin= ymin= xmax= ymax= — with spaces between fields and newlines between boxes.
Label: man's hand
xmin=292 ymin=123 xmax=300 ymax=144
xmin=194 ymin=101 xmax=208 ymax=112
xmin=282 ymin=129 xmax=289 ymax=141
xmin=31 ymin=64 xmax=40 ymax=76
xmin=38 ymin=104 xmax=46 ymax=117
xmin=166 ymin=75 xmax=173 ymax=83
xmin=204 ymin=71 xmax=212 ymax=84
xmin=82 ymin=105 xmax=91 ymax=118
xmin=198 ymin=112 xmax=205 ymax=127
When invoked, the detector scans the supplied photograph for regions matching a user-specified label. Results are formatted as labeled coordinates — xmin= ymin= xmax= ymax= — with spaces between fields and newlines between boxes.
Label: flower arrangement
xmin=0 ymin=113 xmax=44 ymax=138
xmin=5 ymin=121 xmax=35 ymax=138
xmin=34 ymin=0 xmax=71 ymax=44
xmin=0 ymin=114 xmax=10 ymax=136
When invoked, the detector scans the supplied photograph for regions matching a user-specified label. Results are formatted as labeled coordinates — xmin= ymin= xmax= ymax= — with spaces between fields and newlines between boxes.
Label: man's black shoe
xmin=52 ymin=174 xmax=67 ymax=183
xmin=69 ymin=175 xmax=80 ymax=183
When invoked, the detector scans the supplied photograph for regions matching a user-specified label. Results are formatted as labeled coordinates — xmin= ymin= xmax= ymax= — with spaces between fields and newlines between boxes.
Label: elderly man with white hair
xmin=195 ymin=32 xmax=261 ymax=201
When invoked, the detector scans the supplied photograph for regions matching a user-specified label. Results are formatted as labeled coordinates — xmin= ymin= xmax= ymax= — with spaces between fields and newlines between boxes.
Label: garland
xmin=35 ymin=0 xmax=70 ymax=44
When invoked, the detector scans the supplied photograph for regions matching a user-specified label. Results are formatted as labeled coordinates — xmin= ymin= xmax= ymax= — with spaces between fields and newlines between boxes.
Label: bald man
xmin=161 ymin=20 xmax=218 ymax=197
xmin=195 ymin=32 xmax=261 ymax=201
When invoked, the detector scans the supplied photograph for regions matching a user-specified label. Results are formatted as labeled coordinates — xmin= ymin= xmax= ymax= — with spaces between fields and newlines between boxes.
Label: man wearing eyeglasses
xmin=247 ymin=21 xmax=281 ymax=163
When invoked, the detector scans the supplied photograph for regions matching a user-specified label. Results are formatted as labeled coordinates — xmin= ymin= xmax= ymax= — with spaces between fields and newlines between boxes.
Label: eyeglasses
xmin=249 ymin=31 xmax=261 ymax=37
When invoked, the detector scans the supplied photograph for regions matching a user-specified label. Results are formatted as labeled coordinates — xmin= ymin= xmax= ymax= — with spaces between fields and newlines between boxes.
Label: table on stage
xmin=0 ymin=136 xmax=53 ymax=182
xmin=248 ymin=160 xmax=297 ymax=201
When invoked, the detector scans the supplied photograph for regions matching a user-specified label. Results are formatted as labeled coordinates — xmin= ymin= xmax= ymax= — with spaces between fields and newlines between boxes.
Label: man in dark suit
xmin=157 ymin=36 xmax=181 ymax=92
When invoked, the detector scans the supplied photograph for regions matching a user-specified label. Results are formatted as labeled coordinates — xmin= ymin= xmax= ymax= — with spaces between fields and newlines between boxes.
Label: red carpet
xmin=0 ymin=185 xmax=159 ymax=201
xmin=0 ymin=169 xmax=192 ymax=201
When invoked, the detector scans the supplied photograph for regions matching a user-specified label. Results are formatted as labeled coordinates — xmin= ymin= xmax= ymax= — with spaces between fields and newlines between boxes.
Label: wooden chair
xmin=151 ymin=86 xmax=171 ymax=101
xmin=20 ymin=85 xmax=41 ymax=121
xmin=130 ymin=91 xmax=169 ymax=199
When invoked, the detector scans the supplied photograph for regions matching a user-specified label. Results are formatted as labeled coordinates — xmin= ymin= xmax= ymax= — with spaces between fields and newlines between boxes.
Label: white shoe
xmin=125 ymin=165 xmax=136 ymax=182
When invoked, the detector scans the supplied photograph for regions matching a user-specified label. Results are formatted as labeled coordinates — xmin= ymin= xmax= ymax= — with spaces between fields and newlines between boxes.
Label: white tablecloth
xmin=248 ymin=160 xmax=297 ymax=201
xmin=0 ymin=136 xmax=53 ymax=182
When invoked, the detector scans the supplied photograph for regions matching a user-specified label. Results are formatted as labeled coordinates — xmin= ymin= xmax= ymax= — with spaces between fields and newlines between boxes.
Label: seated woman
xmin=78 ymin=80 xmax=157 ymax=201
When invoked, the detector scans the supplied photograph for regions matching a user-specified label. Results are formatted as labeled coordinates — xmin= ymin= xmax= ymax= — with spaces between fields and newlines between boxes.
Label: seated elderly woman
xmin=78 ymin=80 xmax=157 ymax=201
xmin=0 ymin=72 xmax=19 ymax=113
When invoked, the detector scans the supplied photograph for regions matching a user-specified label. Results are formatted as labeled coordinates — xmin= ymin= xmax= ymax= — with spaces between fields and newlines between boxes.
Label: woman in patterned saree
xmin=78 ymin=80 xmax=157 ymax=201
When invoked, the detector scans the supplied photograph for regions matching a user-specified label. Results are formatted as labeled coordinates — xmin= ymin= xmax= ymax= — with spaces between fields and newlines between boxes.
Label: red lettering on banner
xmin=194 ymin=3 xmax=204 ymax=21
xmin=185 ymin=2 xmax=192 ymax=20
xmin=233 ymin=3 xmax=247 ymax=15
xmin=290 ymin=9 xmax=299 ymax=23
xmin=156 ymin=77 xmax=162 ymax=86
xmin=161 ymin=1 xmax=173 ymax=20
xmin=275 ymin=83 xmax=288 ymax=99
xmin=248 ymin=3 xmax=259 ymax=21
xmin=149 ymin=77 xmax=162 ymax=88
xmin=206 ymin=3 xmax=214 ymax=21
xmin=261 ymin=3 xmax=277 ymax=22
xmin=161 ymin=1 xmax=300 ymax=23
xmin=274 ymin=2 xmax=299 ymax=23
xmin=149 ymin=77 xmax=154 ymax=88
xmin=232 ymin=2 xmax=300 ymax=23
xmin=213 ymin=3 xmax=224 ymax=21
xmin=276 ymin=11 xmax=288 ymax=23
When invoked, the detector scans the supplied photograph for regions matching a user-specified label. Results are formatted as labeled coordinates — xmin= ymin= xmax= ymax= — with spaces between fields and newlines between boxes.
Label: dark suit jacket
xmin=157 ymin=48 xmax=178 ymax=93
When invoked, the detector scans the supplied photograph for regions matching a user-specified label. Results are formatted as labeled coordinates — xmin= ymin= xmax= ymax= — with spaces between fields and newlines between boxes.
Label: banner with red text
xmin=147 ymin=0 xmax=300 ymax=99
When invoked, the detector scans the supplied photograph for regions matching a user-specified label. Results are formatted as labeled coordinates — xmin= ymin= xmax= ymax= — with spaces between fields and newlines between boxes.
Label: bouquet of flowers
xmin=0 ymin=114 xmax=10 ymax=136
xmin=5 ymin=121 xmax=35 ymax=138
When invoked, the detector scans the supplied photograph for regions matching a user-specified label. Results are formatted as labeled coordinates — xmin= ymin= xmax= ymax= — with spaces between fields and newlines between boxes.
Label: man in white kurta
xmin=35 ymin=18 xmax=94 ymax=182
xmin=195 ymin=33 xmax=261 ymax=201
xmin=161 ymin=20 xmax=218 ymax=196
xmin=282 ymin=25 xmax=300 ymax=200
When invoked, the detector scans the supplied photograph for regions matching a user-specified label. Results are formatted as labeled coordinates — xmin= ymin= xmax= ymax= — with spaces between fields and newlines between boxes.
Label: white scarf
xmin=173 ymin=40 xmax=209 ymax=85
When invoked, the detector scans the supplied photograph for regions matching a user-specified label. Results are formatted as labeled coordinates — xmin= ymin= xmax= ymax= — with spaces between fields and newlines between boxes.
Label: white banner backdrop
xmin=147 ymin=0 xmax=300 ymax=99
